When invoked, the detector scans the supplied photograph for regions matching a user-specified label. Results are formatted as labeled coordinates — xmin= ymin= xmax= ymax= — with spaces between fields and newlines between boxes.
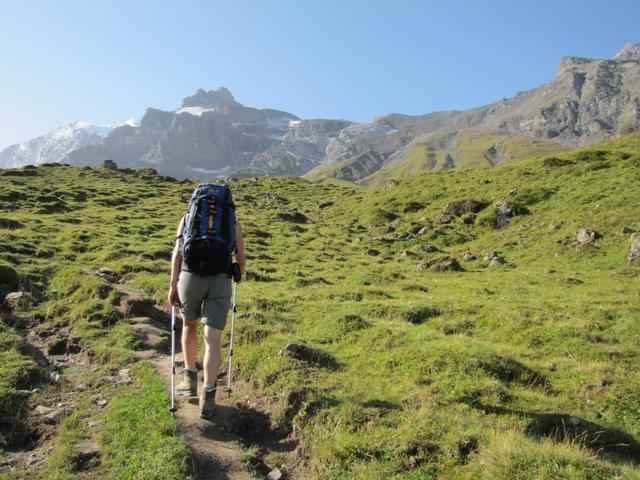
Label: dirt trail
xmin=155 ymin=356 xmax=254 ymax=480
xmin=116 ymin=286 xmax=298 ymax=480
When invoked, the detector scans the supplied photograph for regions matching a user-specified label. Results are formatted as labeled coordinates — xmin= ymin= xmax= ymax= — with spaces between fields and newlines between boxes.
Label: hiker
xmin=167 ymin=184 xmax=245 ymax=419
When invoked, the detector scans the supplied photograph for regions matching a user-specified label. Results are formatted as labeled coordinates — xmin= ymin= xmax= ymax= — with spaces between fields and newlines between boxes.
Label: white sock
xmin=185 ymin=365 xmax=197 ymax=372
xmin=204 ymin=384 xmax=217 ymax=392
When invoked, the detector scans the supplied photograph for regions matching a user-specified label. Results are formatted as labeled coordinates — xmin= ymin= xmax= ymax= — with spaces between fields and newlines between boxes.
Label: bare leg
xmin=181 ymin=318 xmax=199 ymax=368
xmin=203 ymin=326 xmax=222 ymax=386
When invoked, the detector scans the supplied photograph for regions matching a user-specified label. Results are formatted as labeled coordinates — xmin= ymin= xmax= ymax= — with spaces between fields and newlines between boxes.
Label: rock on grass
xmin=417 ymin=257 xmax=463 ymax=272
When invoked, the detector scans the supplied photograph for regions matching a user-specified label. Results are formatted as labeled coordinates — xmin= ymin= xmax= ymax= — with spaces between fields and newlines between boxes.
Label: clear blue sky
xmin=1 ymin=0 xmax=638 ymax=149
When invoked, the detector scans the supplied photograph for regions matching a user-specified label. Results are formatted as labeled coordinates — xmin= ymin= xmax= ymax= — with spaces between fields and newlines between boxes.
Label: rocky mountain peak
xmin=613 ymin=43 xmax=640 ymax=63
xmin=555 ymin=56 xmax=595 ymax=79
xmin=181 ymin=87 xmax=240 ymax=108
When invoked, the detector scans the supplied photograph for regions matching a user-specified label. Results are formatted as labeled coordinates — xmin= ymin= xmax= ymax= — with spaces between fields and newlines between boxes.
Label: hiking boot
xmin=199 ymin=387 xmax=216 ymax=419
xmin=176 ymin=368 xmax=197 ymax=397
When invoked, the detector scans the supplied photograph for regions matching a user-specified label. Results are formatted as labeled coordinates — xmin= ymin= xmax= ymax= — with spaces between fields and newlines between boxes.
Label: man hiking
xmin=167 ymin=183 xmax=245 ymax=419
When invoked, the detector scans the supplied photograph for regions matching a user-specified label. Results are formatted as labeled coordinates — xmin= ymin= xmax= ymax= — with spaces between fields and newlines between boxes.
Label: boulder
xmin=463 ymin=252 xmax=477 ymax=261
xmin=495 ymin=199 xmax=512 ymax=227
xmin=417 ymin=225 xmax=431 ymax=235
xmin=279 ymin=342 xmax=311 ymax=360
xmin=433 ymin=213 xmax=454 ymax=224
xmin=627 ymin=233 xmax=640 ymax=266
xmin=418 ymin=257 xmax=463 ymax=272
xmin=418 ymin=243 xmax=440 ymax=253
xmin=576 ymin=229 xmax=600 ymax=248
xmin=431 ymin=259 xmax=463 ymax=272
xmin=102 ymin=159 xmax=118 ymax=170
xmin=490 ymin=256 xmax=506 ymax=267
xmin=73 ymin=442 xmax=101 ymax=460
xmin=485 ymin=250 xmax=506 ymax=265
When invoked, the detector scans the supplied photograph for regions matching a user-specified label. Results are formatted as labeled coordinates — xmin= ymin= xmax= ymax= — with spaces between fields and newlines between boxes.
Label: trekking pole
xmin=225 ymin=282 xmax=238 ymax=398
xmin=169 ymin=305 xmax=177 ymax=416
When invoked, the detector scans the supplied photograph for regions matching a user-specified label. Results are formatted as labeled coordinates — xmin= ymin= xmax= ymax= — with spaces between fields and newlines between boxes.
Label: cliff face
xmin=39 ymin=45 xmax=640 ymax=180
xmin=374 ymin=44 xmax=640 ymax=147
xmin=64 ymin=88 xmax=300 ymax=179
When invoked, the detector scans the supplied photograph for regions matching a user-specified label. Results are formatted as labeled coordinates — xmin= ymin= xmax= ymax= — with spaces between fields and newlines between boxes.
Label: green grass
xmin=27 ymin=363 xmax=189 ymax=480
xmin=308 ymin=129 xmax=567 ymax=185
xmin=1 ymin=133 xmax=640 ymax=478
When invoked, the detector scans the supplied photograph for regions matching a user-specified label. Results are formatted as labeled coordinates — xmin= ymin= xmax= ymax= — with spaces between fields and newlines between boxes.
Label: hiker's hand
xmin=168 ymin=285 xmax=181 ymax=308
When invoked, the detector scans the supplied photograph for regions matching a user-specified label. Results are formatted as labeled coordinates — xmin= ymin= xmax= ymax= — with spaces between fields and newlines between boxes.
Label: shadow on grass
xmin=463 ymin=402 xmax=640 ymax=465
xmin=283 ymin=344 xmax=340 ymax=371
xmin=475 ymin=354 xmax=554 ymax=393
xmin=361 ymin=399 xmax=402 ymax=411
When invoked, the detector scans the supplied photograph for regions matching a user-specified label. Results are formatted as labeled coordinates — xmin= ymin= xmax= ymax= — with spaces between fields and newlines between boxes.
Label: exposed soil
xmin=0 ymin=311 xmax=92 ymax=475
xmin=2 ymin=284 xmax=303 ymax=479
xmin=115 ymin=286 xmax=303 ymax=480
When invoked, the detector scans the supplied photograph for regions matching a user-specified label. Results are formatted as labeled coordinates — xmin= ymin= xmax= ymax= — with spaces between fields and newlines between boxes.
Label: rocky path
xmin=116 ymin=286 xmax=295 ymax=480
xmin=155 ymin=356 xmax=254 ymax=480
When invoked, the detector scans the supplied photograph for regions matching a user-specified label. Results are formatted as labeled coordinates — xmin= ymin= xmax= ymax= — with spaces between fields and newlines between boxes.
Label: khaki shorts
xmin=177 ymin=270 xmax=232 ymax=330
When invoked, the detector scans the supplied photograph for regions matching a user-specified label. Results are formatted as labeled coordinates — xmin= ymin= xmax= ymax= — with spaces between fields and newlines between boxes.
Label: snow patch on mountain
xmin=0 ymin=118 xmax=137 ymax=169
xmin=175 ymin=106 xmax=214 ymax=117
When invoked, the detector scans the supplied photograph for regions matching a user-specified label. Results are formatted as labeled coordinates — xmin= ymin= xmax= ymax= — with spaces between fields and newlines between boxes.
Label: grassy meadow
xmin=1 ymin=133 xmax=639 ymax=478
xmin=306 ymin=130 xmax=567 ymax=186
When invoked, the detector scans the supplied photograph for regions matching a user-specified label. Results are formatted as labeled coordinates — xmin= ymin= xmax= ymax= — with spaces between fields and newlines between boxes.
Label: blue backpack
xmin=182 ymin=184 xmax=236 ymax=275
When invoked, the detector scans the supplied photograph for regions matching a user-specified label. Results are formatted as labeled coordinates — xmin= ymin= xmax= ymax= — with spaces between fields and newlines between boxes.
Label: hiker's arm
xmin=235 ymin=220 xmax=246 ymax=273
xmin=168 ymin=216 xmax=184 ymax=306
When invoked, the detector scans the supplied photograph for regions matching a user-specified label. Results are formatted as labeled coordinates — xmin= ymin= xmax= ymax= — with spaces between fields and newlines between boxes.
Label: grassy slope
xmin=360 ymin=131 xmax=567 ymax=186
xmin=1 ymin=133 xmax=639 ymax=478
xmin=0 ymin=167 xmax=190 ymax=479
xmin=307 ymin=130 xmax=566 ymax=185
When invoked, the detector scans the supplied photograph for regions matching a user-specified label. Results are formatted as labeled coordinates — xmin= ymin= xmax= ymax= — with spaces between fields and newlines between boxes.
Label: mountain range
xmin=1 ymin=44 xmax=639 ymax=182
xmin=0 ymin=119 xmax=136 ymax=170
